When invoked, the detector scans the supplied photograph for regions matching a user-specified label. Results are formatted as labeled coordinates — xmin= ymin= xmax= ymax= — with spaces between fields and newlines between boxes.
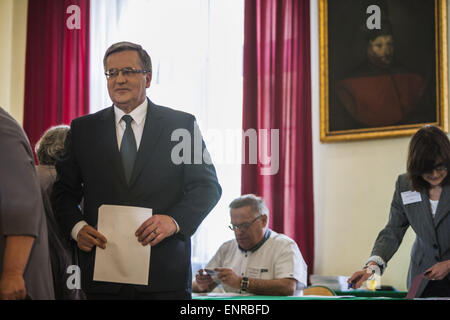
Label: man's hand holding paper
xmin=135 ymin=214 xmax=178 ymax=246
xmin=77 ymin=225 xmax=107 ymax=252
xmin=195 ymin=269 xmax=217 ymax=292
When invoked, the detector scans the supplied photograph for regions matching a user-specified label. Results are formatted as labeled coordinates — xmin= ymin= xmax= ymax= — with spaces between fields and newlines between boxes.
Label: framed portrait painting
xmin=319 ymin=0 xmax=448 ymax=142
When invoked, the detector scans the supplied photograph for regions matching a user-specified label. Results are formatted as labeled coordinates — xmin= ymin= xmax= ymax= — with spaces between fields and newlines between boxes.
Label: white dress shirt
xmin=114 ymin=100 xmax=148 ymax=151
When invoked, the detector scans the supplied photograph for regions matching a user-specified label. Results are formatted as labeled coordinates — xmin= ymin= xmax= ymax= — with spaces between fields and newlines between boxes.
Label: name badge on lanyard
xmin=401 ymin=191 xmax=422 ymax=205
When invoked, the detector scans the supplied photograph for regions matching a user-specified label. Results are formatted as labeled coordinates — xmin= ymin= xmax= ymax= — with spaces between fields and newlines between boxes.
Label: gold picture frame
xmin=319 ymin=0 xmax=448 ymax=142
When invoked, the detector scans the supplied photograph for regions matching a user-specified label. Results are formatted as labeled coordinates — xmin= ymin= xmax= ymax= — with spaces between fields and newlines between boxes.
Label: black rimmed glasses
xmin=229 ymin=215 xmax=263 ymax=232
xmin=105 ymin=67 xmax=150 ymax=79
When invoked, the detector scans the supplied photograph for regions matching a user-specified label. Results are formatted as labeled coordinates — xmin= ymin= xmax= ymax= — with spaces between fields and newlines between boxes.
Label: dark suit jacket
xmin=371 ymin=174 xmax=450 ymax=296
xmin=52 ymin=99 xmax=221 ymax=295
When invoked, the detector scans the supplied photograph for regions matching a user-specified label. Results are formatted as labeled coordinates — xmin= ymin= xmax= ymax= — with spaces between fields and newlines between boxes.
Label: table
xmin=335 ymin=290 xmax=407 ymax=298
xmin=192 ymin=292 xmax=407 ymax=300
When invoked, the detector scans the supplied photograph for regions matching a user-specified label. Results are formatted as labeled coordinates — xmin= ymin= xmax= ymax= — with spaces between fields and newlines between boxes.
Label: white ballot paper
xmin=93 ymin=205 xmax=152 ymax=285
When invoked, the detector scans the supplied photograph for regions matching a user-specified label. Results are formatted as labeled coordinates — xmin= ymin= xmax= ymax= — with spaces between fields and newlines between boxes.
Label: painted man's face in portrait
xmin=367 ymin=34 xmax=394 ymax=68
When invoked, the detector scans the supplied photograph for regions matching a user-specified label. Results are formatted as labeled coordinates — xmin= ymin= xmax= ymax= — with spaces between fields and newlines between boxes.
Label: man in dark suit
xmin=52 ymin=42 xmax=222 ymax=299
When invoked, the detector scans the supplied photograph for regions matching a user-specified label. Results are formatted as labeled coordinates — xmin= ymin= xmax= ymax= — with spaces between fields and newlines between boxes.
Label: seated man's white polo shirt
xmin=205 ymin=229 xmax=307 ymax=295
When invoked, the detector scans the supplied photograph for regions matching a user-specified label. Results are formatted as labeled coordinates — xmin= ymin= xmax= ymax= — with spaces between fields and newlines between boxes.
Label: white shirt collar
xmin=114 ymin=99 xmax=148 ymax=126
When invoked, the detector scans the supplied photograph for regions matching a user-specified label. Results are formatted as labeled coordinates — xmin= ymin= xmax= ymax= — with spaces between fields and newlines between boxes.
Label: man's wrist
xmin=240 ymin=276 xmax=249 ymax=293
xmin=170 ymin=217 xmax=180 ymax=234
xmin=446 ymin=260 xmax=450 ymax=271
xmin=71 ymin=220 xmax=88 ymax=241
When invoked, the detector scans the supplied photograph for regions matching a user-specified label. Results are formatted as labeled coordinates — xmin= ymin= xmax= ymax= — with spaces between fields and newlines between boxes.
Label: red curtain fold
xmin=23 ymin=0 xmax=90 ymax=155
xmin=242 ymin=0 xmax=314 ymax=276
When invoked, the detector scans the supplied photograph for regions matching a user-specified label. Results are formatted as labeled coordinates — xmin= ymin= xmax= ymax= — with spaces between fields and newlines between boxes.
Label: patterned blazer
xmin=371 ymin=173 xmax=450 ymax=297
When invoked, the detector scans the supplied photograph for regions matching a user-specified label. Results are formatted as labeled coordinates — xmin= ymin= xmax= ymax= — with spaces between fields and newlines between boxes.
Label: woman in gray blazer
xmin=348 ymin=125 xmax=450 ymax=298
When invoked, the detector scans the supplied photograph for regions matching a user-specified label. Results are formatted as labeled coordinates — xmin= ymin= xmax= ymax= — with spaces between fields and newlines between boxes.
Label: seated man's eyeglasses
xmin=229 ymin=215 xmax=263 ymax=232
xmin=105 ymin=67 xmax=150 ymax=79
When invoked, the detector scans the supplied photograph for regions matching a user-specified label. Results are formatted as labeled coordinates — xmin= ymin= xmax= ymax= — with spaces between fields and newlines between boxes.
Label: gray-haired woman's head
xmin=35 ymin=125 xmax=70 ymax=166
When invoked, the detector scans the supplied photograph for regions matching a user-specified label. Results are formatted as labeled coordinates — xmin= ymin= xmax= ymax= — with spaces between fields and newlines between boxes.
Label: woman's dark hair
xmin=407 ymin=125 xmax=450 ymax=191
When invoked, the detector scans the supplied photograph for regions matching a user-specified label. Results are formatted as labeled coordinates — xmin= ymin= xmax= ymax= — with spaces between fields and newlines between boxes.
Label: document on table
xmin=93 ymin=205 xmax=152 ymax=285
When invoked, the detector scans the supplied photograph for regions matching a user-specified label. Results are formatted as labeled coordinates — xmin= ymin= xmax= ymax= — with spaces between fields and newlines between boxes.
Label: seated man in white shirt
xmin=192 ymin=194 xmax=307 ymax=296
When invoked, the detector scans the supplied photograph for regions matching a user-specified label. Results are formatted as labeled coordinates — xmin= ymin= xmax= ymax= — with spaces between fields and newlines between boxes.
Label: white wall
xmin=0 ymin=0 xmax=28 ymax=124
xmin=310 ymin=0 xmax=449 ymax=291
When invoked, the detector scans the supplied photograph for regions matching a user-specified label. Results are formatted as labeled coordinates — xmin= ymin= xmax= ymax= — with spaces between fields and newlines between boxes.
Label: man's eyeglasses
xmin=105 ymin=67 xmax=150 ymax=79
xmin=229 ymin=215 xmax=263 ymax=232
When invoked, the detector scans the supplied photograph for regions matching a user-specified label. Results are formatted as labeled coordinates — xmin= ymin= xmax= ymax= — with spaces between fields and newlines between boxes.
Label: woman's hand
xmin=424 ymin=260 xmax=450 ymax=281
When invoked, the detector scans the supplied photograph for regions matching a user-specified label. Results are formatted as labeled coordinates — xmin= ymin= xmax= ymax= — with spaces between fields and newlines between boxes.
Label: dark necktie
xmin=120 ymin=115 xmax=137 ymax=184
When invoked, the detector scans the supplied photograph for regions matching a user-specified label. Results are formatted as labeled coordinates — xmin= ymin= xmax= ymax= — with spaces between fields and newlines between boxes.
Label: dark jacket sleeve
xmin=167 ymin=116 xmax=222 ymax=237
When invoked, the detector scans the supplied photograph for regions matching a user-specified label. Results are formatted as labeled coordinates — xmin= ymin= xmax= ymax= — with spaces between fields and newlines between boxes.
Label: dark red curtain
xmin=23 ymin=0 xmax=90 ymax=154
xmin=242 ymin=0 xmax=314 ymax=275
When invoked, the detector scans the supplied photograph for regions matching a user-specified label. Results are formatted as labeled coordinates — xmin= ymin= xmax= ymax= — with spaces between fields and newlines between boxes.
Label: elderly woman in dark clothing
xmin=35 ymin=125 xmax=85 ymax=300
xmin=36 ymin=126 xmax=70 ymax=192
